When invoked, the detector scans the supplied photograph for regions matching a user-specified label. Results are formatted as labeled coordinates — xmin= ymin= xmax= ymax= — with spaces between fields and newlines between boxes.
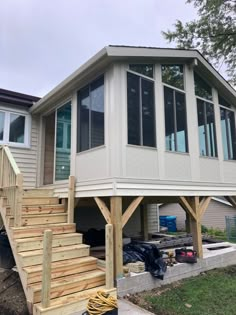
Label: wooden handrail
xmin=0 ymin=145 xmax=23 ymax=226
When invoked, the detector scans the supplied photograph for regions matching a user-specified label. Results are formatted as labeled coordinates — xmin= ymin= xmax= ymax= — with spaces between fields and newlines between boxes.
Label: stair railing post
xmin=42 ymin=230 xmax=53 ymax=309
xmin=15 ymin=173 xmax=23 ymax=227
xmin=68 ymin=175 xmax=75 ymax=223
xmin=105 ymin=224 xmax=114 ymax=289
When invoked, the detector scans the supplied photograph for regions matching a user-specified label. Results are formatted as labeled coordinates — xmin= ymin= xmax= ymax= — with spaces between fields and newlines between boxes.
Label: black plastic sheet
xmin=123 ymin=242 xmax=167 ymax=279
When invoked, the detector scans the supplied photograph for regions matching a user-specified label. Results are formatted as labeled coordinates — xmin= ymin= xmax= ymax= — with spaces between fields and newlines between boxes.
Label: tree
xmin=162 ymin=0 xmax=236 ymax=85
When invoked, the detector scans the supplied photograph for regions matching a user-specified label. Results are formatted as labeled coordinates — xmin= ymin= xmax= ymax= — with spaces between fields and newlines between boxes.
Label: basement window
xmin=0 ymin=110 xmax=30 ymax=147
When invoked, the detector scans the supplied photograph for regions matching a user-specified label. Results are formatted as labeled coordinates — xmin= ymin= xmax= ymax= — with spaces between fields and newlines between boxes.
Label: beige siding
xmin=160 ymin=200 xmax=236 ymax=231
xmin=10 ymin=115 xmax=39 ymax=188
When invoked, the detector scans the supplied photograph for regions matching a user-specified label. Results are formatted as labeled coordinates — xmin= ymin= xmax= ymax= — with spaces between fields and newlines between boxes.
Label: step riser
xmin=32 ymin=275 xmax=105 ymax=303
xmin=9 ymin=214 xmax=67 ymax=227
xmin=20 ymin=247 xmax=90 ymax=267
xmin=26 ymin=261 xmax=97 ymax=284
xmin=23 ymin=190 xmax=54 ymax=197
xmin=22 ymin=198 xmax=59 ymax=206
xmin=12 ymin=224 xmax=76 ymax=239
xmin=16 ymin=235 xmax=82 ymax=252
xmin=6 ymin=206 xmax=65 ymax=216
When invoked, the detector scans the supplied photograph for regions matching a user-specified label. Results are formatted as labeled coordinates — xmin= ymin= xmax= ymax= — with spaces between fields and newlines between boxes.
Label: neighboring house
xmin=160 ymin=197 xmax=235 ymax=231
xmin=1 ymin=46 xmax=236 ymax=314
xmin=0 ymin=88 xmax=40 ymax=188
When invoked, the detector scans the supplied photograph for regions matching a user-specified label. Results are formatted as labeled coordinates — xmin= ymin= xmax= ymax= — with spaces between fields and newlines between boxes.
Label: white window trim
xmin=0 ymin=108 xmax=31 ymax=148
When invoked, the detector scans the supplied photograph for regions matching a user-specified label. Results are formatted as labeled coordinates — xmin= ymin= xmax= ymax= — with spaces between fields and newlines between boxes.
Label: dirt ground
xmin=0 ymin=268 xmax=28 ymax=315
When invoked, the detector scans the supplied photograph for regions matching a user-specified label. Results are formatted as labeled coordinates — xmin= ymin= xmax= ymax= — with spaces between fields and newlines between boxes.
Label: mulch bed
xmin=0 ymin=268 xmax=29 ymax=315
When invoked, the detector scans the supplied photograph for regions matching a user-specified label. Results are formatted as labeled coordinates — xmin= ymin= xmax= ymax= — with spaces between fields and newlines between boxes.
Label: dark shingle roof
xmin=0 ymin=88 xmax=40 ymax=108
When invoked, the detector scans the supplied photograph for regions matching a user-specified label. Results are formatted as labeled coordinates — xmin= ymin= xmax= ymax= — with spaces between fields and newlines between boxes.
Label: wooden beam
xmin=110 ymin=196 xmax=123 ymax=279
xmin=122 ymin=196 xmax=143 ymax=228
xmin=199 ymin=197 xmax=211 ymax=218
xmin=179 ymin=196 xmax=197 ymax=221
xmin=68 ymin=175 xmax=75 ymax=223
xmin=41 ymin=230 xmax=53 ymax=308
xmin=105 ymin=224 xmax=114 ymax=290
xmin=94 ymin=197 xmax=111 ymax=224
xmin=189 ymin=197 xmax=203 ymax=258
xmin=15 ymin=173 xmax=23 ymax=227
xmin=224 ymin=196 xmax=236 ymax=208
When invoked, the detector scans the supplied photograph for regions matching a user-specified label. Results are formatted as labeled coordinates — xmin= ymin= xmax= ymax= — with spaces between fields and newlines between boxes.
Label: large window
xmin=197 ymin=99 xmax=217 ymax=157
xmin=219 ymin=96 xmax=236 ymax=160
xmin=162 ymin=65 xmax=188 ymax=153
xmin=77 ymin=76 xmax=104 ymax=152
xmin=0 ymin=110 xmax=29 ymax=146
xmin=127 ymin=66 xmax=156 ymax=147
xmin=194 ymin=73 xmax=217 ymax=157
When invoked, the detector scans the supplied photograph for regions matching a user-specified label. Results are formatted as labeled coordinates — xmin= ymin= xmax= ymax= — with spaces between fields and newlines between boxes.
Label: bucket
xmin=0 ymin=232 xmax=15 ymax=269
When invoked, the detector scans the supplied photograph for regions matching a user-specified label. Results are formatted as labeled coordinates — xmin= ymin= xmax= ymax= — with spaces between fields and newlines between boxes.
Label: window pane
xmin=162 ymin=65 xmax=184 ymax=90
xmin=56 ymin=122 xmax=64 ymax=148
xmin=194 ymin=72 xmax=212 ymax=101
xmin=206 ymin=103 xmax=217 ymax=157
xmin=78 ymin=87 xmax=90 ymax=152
xmin=9 ymin=114 xmax=25 ymax=143
xmin=219 ymin=95 xmax=231 ymax=108
xmin=221 ymin=108 xmax=229 ymax=159
xmin=0 ymin=112 xmax=5 ymax=141
xmin=176 ymin=92 xmax=188 ymax=152
xmin=127 ymin=72 xmax=141 ymax=145
xmin=197 ymin=99 xmax=207 ymax=156
xmin=164 ymin=87 xmax=175 ymax=151
xmin=129 ymin=64 xmax=153 ymax=78
xmin=142 ymin=78 xmax=156 ymax=147
xmin=67 ymin=124 xmax=71 ymax=149
xmin=91 ymin=76 xmax=104 ymax=148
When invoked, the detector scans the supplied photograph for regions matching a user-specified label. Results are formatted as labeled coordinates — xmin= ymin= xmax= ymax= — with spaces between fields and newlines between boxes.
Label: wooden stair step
xmin=11 ymin=223 xmax=76 ymax=239
xmin=23 ymin=256 xmax=98 ymax=284
xmin=6 ymin=204 xmax=65 ymax=216
xmin=22 ymin=197 xmax=59 ymax=206
xmin=15 ymin=233 xmax=83 ymax=252
xmin=28 ymin=269 xmax=106 ymax=303
xmin=34 ymin=287 xmax=117 ymax=315
xmin=23 ymin=189 xmax=54 ymax=197
xmin=9 ymin=213 xmax=67 ymax=227
xmin=18 ymin=244 xmax=90 ymax=267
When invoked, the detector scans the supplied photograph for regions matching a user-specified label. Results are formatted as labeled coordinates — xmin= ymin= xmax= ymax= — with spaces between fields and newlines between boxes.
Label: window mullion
xmin=139 ymin=77 xmax=143 ymax=146
xmin=225 ymin=110 xmax=231 ymax=159
xmin=173 ymin=90 xmax=177 ymax=151
xmin=89 ymin=85 xmax=91 ymax=149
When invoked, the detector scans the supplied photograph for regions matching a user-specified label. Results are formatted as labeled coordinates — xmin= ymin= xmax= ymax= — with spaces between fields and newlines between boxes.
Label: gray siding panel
xmin=10 ymin=115 xmax=39 ymax=188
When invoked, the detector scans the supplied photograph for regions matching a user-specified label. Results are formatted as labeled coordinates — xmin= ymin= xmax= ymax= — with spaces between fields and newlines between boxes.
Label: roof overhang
xmin=31 ymin=46 xmax=236 ymax=114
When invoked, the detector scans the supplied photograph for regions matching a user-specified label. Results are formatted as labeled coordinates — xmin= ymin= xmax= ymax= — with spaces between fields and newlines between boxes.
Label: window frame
xmin=0 ymin=107 xmax=31 ymax=148
xmin=126 ymin=68 xmax=156 ymax=148
xmin=77 ymin=75 xmax=105 ymax=153
xmin=219 ymin=104 xmax=236 ymax=160
xmin=196 ymin=96 xmax=218 ymax=158
xmin=162 ymin=62 xmax=188 ymax=154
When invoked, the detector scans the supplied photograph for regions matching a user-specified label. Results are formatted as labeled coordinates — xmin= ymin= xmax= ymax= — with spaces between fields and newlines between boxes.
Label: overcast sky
xmin=1 ymin=0 xmax=197 ymax=97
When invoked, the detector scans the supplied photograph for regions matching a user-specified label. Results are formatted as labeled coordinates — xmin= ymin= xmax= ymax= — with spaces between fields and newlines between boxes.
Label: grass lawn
xmin=128 ymin=265 xmax=236 ymax=315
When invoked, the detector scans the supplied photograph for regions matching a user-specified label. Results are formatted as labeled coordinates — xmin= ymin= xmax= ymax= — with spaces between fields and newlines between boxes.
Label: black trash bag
xmin=123 ymin=242 xmax=167 ymax=279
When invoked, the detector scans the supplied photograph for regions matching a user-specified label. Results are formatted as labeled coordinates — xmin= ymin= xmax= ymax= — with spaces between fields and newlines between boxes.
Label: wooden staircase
xmin=0 ymin=190 xmax=116 ymax=315
xmin=0 ymin=146 xmax=116 ymax=315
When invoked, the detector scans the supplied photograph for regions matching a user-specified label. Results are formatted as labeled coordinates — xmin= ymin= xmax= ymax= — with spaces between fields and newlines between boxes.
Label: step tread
xmin=23 ymin=256 xmax=97 ymax=273
xmin=15 ymin=233 xmax=82 ymax=244
xmin=19 ymin=244 xmax=90 ymax=258
xmin=30 ymin=269 xmax=105 ymax=291
xmin=11 ymin=223 xmax=75 ymax=231
xmin=37 ymin=286 xmax=116 ymax=308
xmin=9 ymin=213 xmax=67 ymax=219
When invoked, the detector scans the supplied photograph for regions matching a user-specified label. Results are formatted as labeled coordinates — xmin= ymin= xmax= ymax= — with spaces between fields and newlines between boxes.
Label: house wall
xmin=159 ymin=200 xmax=236 ymax=231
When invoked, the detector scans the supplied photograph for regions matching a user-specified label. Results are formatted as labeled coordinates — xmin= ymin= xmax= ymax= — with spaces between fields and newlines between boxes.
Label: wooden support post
xmin=41 ymin=230 xmax=53 ymax=308
xmin=190 ymin=197 xmax=203 ymax=258
xmin=105 ymin=224 xmax=114 ymax=289
xmin=141 ymin=204 xmax=149 ymax=241
xmin=14 ymin=173 xmax=23 ymax=227
xmin=110 ymin=196 xmax=123 ymax=280
xmin=68 ymin=175 xmax=75 ymax=223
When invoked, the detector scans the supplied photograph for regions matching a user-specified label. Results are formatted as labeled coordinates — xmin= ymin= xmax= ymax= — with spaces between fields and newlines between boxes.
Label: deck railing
xmin=0 ymin=145 xmax=23 ymax=227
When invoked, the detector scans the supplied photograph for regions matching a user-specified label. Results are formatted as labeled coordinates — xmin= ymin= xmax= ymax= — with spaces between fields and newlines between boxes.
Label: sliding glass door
xmin=55 ymin=102 xmax=71 ymax=181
